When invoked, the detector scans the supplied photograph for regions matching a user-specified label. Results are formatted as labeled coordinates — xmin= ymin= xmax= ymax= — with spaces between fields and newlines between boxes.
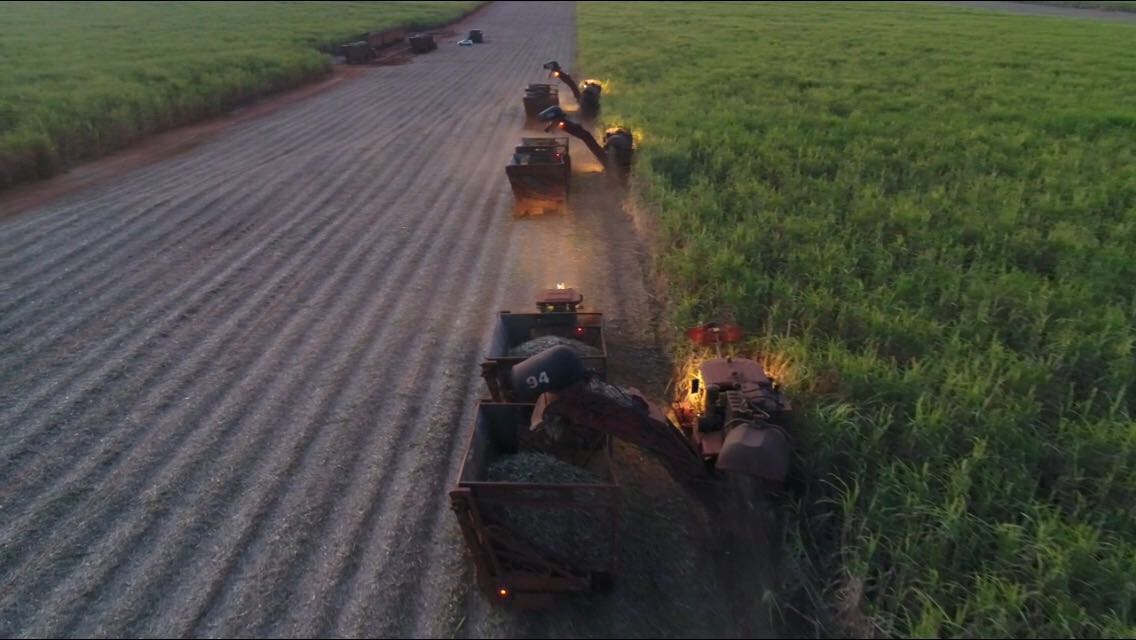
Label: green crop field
xmin=580 ymin=2 xmax=1135 ymax=637
xmin=0 ymin=1 xmax=480 ymax=189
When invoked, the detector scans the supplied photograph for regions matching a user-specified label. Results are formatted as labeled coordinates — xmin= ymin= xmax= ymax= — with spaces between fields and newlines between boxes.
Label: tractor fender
xmin=715 ymin=421 xmax=790 ymax=483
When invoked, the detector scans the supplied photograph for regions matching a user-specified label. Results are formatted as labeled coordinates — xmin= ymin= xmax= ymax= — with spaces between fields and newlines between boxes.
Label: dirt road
xmin=0 ymin=2 xmax=777 ymax=638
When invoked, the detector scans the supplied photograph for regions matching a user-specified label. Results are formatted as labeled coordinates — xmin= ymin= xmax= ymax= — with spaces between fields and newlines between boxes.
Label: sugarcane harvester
xmin=542 ymin=60 xmax=602 ymax=119
xmin=503 ymin=109 xmax=633 ymax=215
xmin=516 ymin=324 xmax=793 ymax=484
xmin=538 ymin=105 xmax=634 ymax=181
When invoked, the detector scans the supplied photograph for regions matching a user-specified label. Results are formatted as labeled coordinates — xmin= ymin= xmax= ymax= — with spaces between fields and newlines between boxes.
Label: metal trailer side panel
xmin=450 ymin=403 xmax=619 ymax=608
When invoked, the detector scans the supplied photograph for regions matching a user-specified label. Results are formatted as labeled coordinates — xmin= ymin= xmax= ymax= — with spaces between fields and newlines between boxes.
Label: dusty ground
xmin=0 ymin=2 xmax=780 ymax=638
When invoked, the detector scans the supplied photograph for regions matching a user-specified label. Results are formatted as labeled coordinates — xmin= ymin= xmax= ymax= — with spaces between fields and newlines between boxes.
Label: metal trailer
xmin=480 ymin=308 xmax=607 ymax=402
xmin=450 ymin=403 xmax=619 ymax=609
xmin=523 ymin=84 xmax=559 ymax=123
xmin=409 ymin=33 xmax=437 ymax=53
xmin=342 ymin=41 xmax=373 ymax=65
xmin=367 ymin=28 xmax=405 ymax=49
xmin=504 ymin=136 xmax=572 ymax=216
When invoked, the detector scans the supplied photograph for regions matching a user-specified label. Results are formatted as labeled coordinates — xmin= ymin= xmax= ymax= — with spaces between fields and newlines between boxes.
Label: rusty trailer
xmin=450 ymin=403 xmax=619 ymax=609
xmin=342 ymin=41 xmax=373 ymax=65
xmin=504 ymin=136 xmax=571 ymax=216
xmin=409 ymin=33 xmax=437 ymax=53
xmin=367 ymin=28 xmax=405 ymax=49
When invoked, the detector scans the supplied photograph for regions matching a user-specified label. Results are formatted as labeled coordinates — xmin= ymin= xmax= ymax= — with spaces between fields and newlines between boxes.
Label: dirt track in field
xmin=0 ymin=2 xmax=779 ymax=638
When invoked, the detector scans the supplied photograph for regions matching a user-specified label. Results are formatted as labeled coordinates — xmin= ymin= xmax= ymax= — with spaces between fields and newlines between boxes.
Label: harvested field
xmin=0 ymin=1 xmax=482 ymax=188
xmin=0 ymin=2 xmax=773 ymax=638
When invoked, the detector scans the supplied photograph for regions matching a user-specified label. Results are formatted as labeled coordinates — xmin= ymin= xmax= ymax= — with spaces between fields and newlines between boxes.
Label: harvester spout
xmin=538 ymin=106 xmax=634 ymax=178
xmin=533 ymin=381 xmax=710 ymax=483
xmin=538 ymin=106 xmax=608 ymax=165
xmin=543 ymin=61 xmax=601 ymax=119
xmin=543 ymin=60 xmax=582 ymax=103
xmin=509 ymin=346 xmax=707 ymax=481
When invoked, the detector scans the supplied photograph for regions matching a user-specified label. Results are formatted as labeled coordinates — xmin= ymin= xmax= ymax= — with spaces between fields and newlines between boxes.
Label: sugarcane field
xmin=2 ymin=1 xmax=1134 ymax=638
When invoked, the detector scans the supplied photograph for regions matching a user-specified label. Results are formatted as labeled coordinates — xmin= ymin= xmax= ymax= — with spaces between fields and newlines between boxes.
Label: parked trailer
xmin=367 ymin=28 xmax=405 ymax=49
xmin=340 ymin=27 xmax=408 ymax=64
xmin=409 ymin=33 xmax=437 ymax=53
xmin=450 ymin=403 xmax=619 ymax=609
xmin=342 ymin=41 xmax=373 ymax=65
xmin=481 ymin=308 xmax=607 ymax=402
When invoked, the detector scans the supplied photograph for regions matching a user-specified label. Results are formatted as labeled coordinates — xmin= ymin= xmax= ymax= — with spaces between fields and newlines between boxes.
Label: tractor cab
xmin=536 ymin=285 xmax=583 ymax=313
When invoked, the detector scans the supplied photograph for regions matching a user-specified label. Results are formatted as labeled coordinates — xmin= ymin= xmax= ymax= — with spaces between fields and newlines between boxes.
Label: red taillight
xmin=558 ymin=122 xmax=566 ymax=130
xmin=686 ymin=326 xmax=707 ymax=345
xmin=575 ymin=326 xmax=585 ymax=337
xmin=723 ymin=324 xmax=743 ymax=342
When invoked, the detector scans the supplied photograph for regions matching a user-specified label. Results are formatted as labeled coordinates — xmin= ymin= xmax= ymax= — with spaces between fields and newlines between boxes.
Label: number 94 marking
xmin=526 ymin=371 xmax=551 ymax=389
